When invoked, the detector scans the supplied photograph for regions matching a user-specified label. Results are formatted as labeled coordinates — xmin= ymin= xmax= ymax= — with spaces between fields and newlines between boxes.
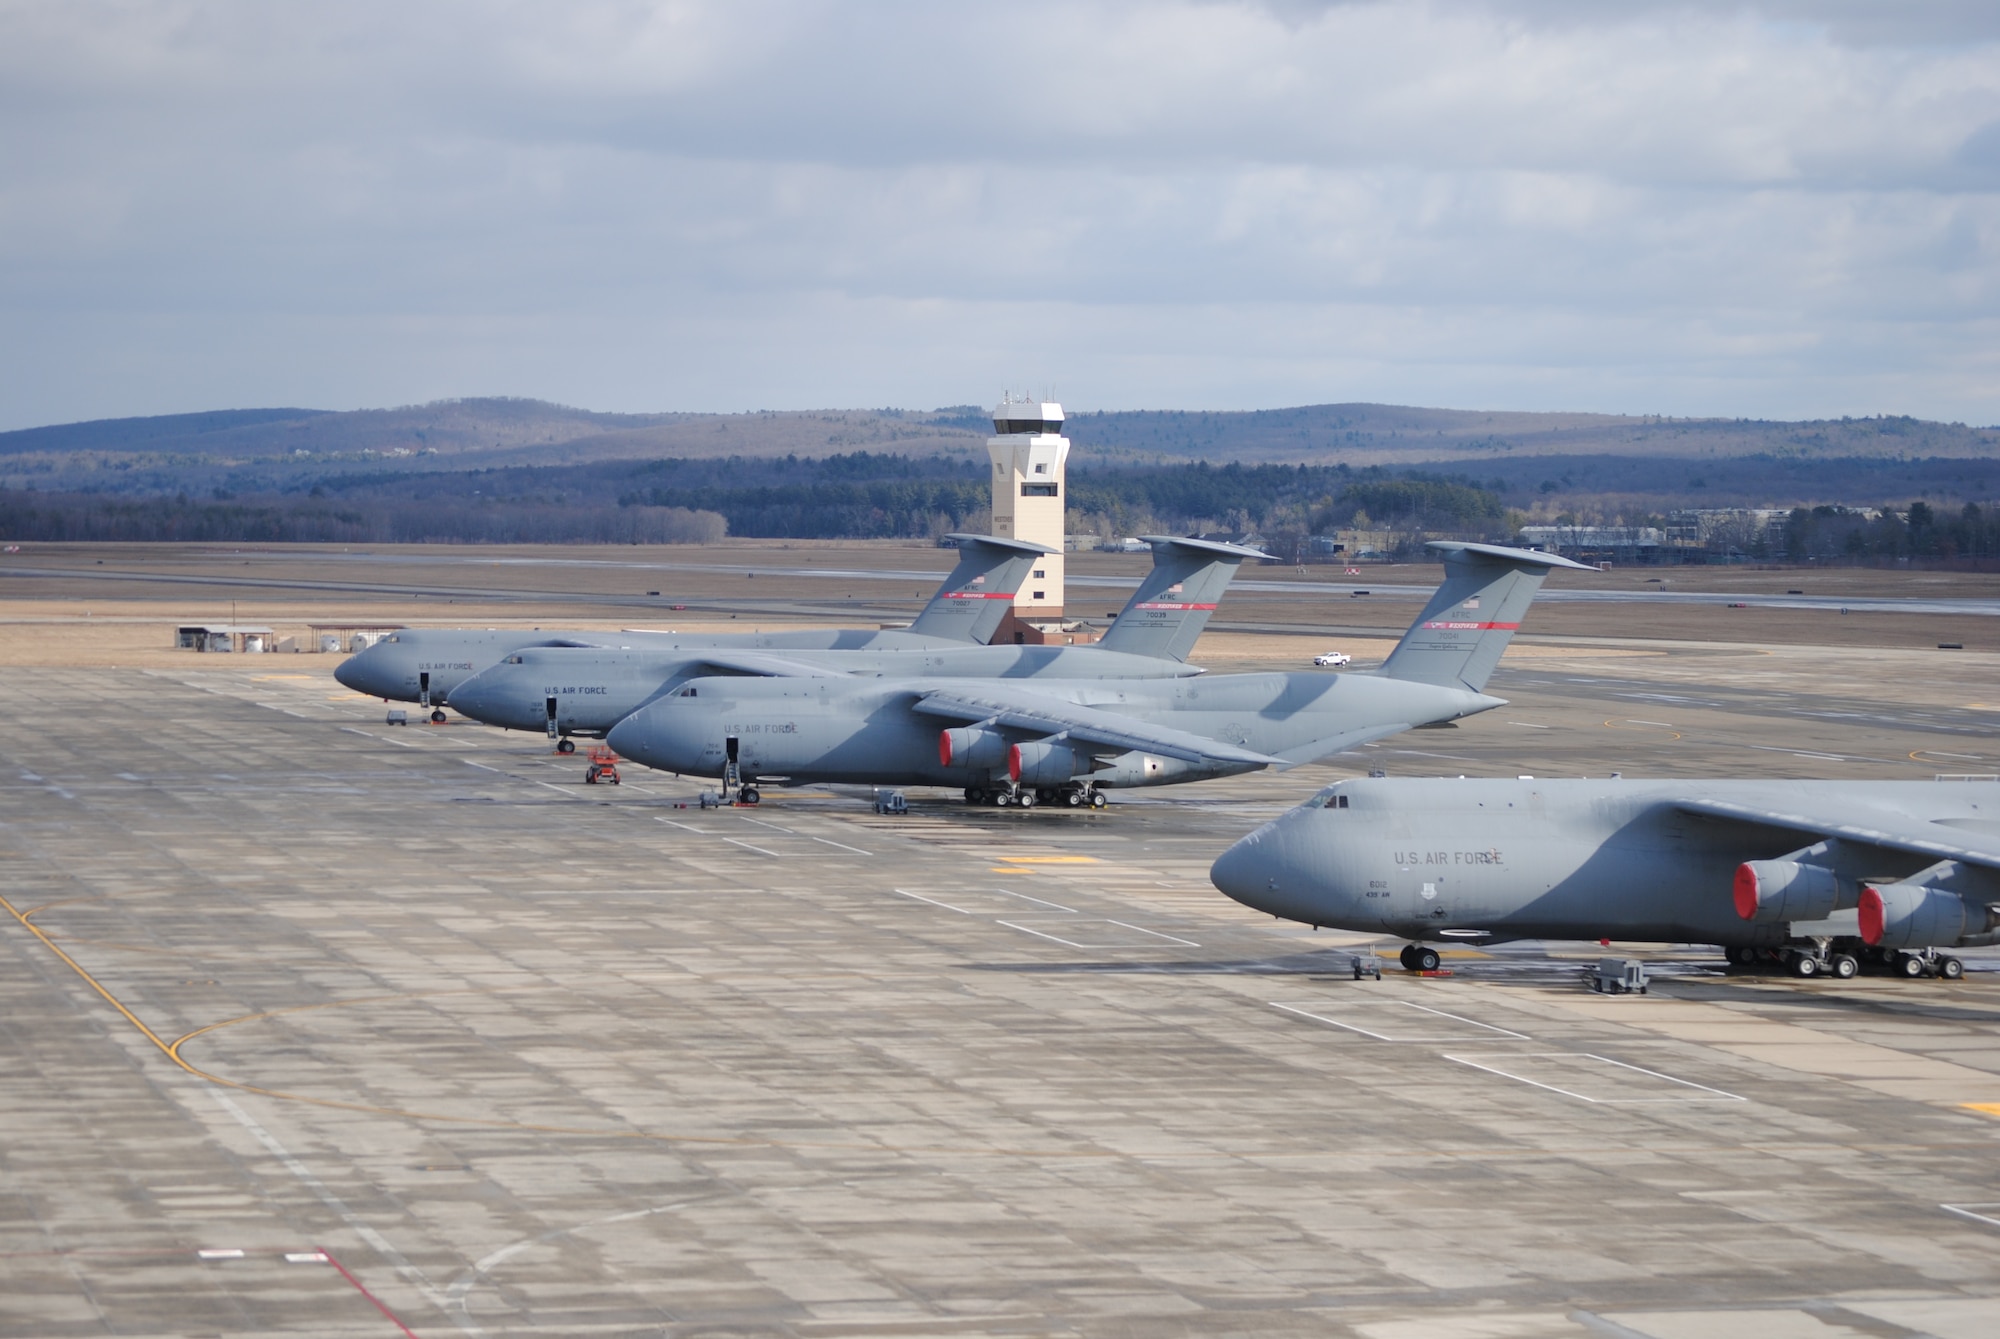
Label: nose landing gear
xmin=1398 ymin=944 xmax=1441 ymax=973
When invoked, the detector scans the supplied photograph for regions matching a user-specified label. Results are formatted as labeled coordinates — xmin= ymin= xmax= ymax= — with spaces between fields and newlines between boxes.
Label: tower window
xmin=1032 ymin=591 xmax=1045 ymax=600
xmin=1021 ymin=483 xmax=1058 ymax=497
xmin=1032 ymin=569 xmax=1045 ymax=578
xmin=1033 ymin=463 xmax=1046 ymax=474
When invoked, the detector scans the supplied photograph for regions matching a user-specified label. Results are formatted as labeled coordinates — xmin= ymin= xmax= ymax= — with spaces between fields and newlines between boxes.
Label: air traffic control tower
xmin=987 ymin=396 xmax=1095 ymax=645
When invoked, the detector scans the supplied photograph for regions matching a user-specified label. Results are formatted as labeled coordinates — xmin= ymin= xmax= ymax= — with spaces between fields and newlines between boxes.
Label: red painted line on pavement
xmin=1420 ymin=620 xmax=1520 ymax=630
xmin=318 ymin=1246 xmax=423 ymax=1338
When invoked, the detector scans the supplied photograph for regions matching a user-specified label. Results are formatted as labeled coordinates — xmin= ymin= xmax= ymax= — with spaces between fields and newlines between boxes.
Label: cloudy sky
xmin=3 ymin=1 xmax=1998 ymax=429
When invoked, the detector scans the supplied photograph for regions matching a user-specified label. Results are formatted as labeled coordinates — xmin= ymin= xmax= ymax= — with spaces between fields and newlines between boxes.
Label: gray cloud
xmin=1 ymin=1 xmax=1997 ymax=428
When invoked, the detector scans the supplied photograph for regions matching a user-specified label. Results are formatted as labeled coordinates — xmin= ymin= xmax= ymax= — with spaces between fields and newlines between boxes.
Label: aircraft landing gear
xmin=1888 ymin=949 xmax=1965 ymax=980
xmin=964 ymin=786 xmax=987 ymax=806
xmin=556 ymin=738 xmax=576 ymax=754
xmin=430 ymin=708 xmax=448 ymax=724
xmin=1399 ymin=944 xmax=1441 ymax=972
xmin=738 ymin=785 xmax=761 ymax=806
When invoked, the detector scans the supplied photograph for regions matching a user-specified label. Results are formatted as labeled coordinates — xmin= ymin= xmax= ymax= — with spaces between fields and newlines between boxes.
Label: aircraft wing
xmin=1671 ymin=795 xmax=2000 ymax=871
xmin=1267 ymin=723 xmax=1424 ymax=769
xmin=680 ymin=652 xmax=854 ymax=679
xmin=909 ymin=686 xmax=1284 ymax=767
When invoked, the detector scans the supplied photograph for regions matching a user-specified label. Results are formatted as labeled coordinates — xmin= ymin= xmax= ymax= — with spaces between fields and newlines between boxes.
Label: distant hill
xmin=3 ymin=397 xmax=1997 ymax=524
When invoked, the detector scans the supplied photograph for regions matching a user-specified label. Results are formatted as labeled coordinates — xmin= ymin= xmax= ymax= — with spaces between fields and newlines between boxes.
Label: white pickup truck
xmin=1312 ymin=651 xmax=1352 ymax=668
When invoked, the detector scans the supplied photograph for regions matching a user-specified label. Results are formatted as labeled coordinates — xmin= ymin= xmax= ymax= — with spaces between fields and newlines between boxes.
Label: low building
xmin=175 ymin=625 xmax=276 ymax=653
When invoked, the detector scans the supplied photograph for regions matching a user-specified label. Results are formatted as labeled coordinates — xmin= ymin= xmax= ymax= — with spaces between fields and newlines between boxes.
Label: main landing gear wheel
xmin=556 ymin=739 xmax=576 ymax=754
xmin=1941 ymin=956 xmax=1965 ymax=980
xmin=1829 ymin=953 xmax=1859 ymax=980
xmin=1896 ymin=953 xmax=1927 ymax=978
xmin=1089 ymin=791 xmax=1107 ymax=810
xmin=738 ymin=786 xmax=761 ymax=805
xmin=1790 ymin=953 xmax=1820 ymax=978
xmin=965 ymin=787 xmax=986 ymax=806
xmin=1726 ymin=946 xmax=1758 ymax=966
xmin=1063 ymin=789 xmax=1084 ymax=807
xmin=1017 ymin=790 xmax=1037 ymax=809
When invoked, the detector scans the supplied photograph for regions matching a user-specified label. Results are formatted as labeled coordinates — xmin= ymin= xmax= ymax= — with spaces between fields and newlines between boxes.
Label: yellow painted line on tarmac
xmin=1964 ymin=1103 xmax=2000 ymax=1118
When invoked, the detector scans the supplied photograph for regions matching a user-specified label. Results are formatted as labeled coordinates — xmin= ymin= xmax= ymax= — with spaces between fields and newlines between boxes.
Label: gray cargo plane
xmin=605 ymin=543 xmax=1590 ymax=806
xmin=443 ymin=536 xmax=1267 ymax=743
xmin=1210 ymin=776 xmax=2000 ymax=978
xmin=331 ymin=534 xmax=1052 ymax=721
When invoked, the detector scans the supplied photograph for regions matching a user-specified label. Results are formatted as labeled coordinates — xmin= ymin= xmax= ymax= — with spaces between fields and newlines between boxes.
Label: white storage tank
xmin=319 ymin=634 xmax=342 ymax=653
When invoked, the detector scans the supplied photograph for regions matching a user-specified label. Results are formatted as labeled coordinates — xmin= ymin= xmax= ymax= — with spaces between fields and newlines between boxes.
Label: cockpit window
xmin=504 ymin=655 xmax=523 ymax=664
xmin=1323 ymin=793 xmax=1350 ymax=809
xmin=383 ymin=634 xmax=399 ymax=642
xmin=678 ymin=686 xmax=697 ymax=697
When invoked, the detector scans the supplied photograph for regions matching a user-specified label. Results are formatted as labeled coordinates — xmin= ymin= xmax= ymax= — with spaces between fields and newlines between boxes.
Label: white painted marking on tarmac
xmin=739 ymin=816 xmax=794 ymax=833
xmin=339 ymin=726 xmax=415 ymax=748
xmin=462 ymin=761 xmax=500 ymax=773
xmin=723 ymin=837 xmax=780 ymax=857
xmin=444 ymin=1199 xmax=698 ymax=1319
xmin=656 ymin=818 xmax=710 ymax=833
xmin=286 ymin=1251 xmax=330 ymax=1263
xmin=993 ymin=889 xmax=1076 ymax=913
xmin=810 ymin=835 xmax=873 ymax=855
xmin=891 ymin=888 xmax=972 ymax=912
xmin=1268 ymin=1001 xmax=1529 ymax=1042
xmin=1442 ymin=1052 xmax=1744 ymax=1104
xmin=197 ymin=1248 xmax=245 ymax=1260
xmin=1942 ymin=1203 xmax=2000 ymax=1230
xmin=1000 ymin=919 xmax=1198 ymax=949
xmin=207 ymin=1089 xmax=486 ymax=1336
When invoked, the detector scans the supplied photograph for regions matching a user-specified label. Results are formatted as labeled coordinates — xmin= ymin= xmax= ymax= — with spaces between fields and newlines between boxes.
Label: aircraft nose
xmin=1210 ymin=833 xmax=1279 ymax=908
xmin=1210 ymin=813 xmax=1319 ymax=921
xmin=606 ymin=707 xmax=671 ymax=770
xmin=333 ymin=647 xmax=384 ymax=696
xmin=442 ymin=669 xmax=504 ymax=726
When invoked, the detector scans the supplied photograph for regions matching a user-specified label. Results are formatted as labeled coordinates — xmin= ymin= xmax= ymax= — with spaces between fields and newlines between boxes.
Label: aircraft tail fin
xmin=906 ymin=534 xmax=1056 ymax=643
xmin=1377 ymin=542 xmax=1595 ymax=692
xmin=1096 ymin=535 xmax=1269 ymax=662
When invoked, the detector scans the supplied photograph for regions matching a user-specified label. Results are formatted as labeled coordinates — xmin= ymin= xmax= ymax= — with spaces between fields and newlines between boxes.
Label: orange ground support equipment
xmin=584 ymin=746 xmax=621 ymax=786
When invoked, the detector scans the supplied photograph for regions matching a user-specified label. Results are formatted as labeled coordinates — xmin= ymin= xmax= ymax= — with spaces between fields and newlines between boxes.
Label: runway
xmin=4 ymin=635 xmax=2000 ymax=1336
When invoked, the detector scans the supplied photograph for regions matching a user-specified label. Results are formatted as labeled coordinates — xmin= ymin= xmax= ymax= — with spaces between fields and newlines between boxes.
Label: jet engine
xmin=1733 ymin=860 xmax=1849 ymax=924
xmin=1082 ymin=752 xmax=1200 ymax=787
xmin=1008 ymin=740 xmax=1092 ymax=786
xmin=1859 ymin=881 xmax=1985 ymax=950
xmin=939 ymin=726 xmax=1009 ymax=770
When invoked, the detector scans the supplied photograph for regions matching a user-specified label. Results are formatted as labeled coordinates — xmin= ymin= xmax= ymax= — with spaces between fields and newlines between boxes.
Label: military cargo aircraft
xmin=443 ymin=536 xmax=1267 ymax=742
xmin=1210 ymin=775 xmax=2000 ymax=979
xmin=331 ymin=533 xmax=1052 ymax=720
xmin=605 ymin=543 xmax=1590 ymax=807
